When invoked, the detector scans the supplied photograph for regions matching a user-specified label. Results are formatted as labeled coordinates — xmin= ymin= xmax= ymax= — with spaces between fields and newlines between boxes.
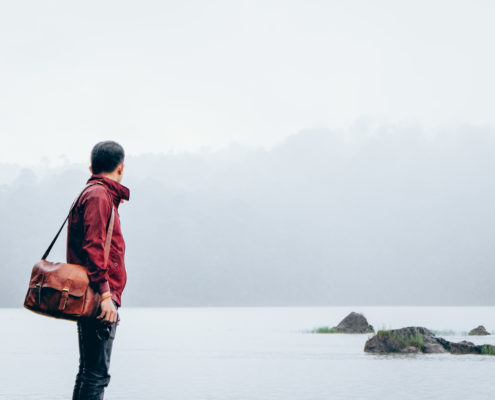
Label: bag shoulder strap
xmin=41 ymin=182 xmax=115 ymax=264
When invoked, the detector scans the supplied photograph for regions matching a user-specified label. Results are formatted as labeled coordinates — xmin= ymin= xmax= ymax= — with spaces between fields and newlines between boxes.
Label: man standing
xmin=67 ymin=141 xmax=130 ymax=400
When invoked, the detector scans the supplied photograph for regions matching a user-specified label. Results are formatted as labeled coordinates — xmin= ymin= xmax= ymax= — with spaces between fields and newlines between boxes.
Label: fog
xmin=2 ymin=124 xmax=495 ymax=307
xmin=2 ymin=0 xmax=495 ymax=165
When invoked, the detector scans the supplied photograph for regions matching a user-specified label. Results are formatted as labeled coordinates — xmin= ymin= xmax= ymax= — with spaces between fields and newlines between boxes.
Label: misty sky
xmin=1 ymin=0 xmax=494 ymax=166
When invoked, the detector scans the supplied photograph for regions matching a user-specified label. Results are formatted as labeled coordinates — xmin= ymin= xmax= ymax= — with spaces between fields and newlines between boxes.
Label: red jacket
xmin=66 ymin=174 xmax=130 ymax=306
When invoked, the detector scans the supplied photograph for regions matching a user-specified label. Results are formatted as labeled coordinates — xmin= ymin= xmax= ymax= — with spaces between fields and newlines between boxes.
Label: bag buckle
xmin=58 ymin=288 xmax=70 ymax=311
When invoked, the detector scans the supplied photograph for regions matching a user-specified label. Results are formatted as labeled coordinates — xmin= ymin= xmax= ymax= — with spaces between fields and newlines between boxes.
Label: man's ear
xmin=89 ymin=166 xmax=93 ymax=174
xmin=117 ymin=163 xmax=124 ymax=176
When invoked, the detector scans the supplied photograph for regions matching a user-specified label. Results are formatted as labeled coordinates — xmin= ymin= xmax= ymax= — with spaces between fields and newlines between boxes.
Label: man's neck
xmin=99 ymin=172 xmax=121 ymax=183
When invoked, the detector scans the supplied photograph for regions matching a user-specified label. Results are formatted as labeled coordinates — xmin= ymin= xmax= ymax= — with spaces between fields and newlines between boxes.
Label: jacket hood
xmin=87 ymin=174 xmax=130 ymax=207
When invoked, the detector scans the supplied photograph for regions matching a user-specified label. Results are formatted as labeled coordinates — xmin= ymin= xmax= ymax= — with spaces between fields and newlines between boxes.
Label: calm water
xmin=1 ymin=306 xmax=494 ymax=399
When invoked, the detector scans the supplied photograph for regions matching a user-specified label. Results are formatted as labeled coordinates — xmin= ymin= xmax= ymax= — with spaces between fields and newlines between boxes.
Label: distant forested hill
xmin=2 ymin=126 xmax=495 ymax=307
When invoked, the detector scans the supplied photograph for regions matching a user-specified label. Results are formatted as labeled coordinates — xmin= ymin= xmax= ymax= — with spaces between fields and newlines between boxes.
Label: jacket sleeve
xmin=81 ymin=189 xmax=113 ymax=294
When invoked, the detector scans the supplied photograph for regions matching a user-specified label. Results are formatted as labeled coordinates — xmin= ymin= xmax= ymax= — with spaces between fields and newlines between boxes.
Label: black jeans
xmin=72 ymin=300 xmax=119 ymax=400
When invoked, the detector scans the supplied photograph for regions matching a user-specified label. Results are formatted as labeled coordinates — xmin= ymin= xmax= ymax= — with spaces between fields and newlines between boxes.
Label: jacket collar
xmin=87 ymin=174 xmax=130 ymax=208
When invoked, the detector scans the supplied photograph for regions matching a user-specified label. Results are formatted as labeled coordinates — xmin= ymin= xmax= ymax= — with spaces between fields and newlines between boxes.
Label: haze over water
xmin=3 ymin=306 xmax=495 ymax=400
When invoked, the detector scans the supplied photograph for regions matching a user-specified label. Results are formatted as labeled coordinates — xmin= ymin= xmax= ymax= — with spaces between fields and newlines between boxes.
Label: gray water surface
xmin=1 ymin=306 xmax=494 ymax=399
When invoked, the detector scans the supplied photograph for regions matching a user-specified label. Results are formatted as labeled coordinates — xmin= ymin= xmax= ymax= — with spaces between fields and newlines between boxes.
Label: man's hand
xmin=97 ymin=292 xmax=118 ymax=324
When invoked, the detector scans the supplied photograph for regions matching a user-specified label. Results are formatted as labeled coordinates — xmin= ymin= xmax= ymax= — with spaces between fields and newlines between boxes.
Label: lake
xmin=1 ymin=306 xmax=495 ymax=399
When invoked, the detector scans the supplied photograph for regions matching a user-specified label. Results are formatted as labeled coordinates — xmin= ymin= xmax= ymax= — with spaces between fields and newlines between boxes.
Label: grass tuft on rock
xmin=481 ymin=345 xmax=495 ymax=355
xmin=311 ymin=326 xmax=341 ymax=334
xmin=376 ymin=329 xmax=425 ymax=348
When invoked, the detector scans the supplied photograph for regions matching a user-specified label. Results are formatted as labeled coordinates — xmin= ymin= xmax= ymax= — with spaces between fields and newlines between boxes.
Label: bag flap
xmin=29 ymin=260 xmax=90 ymax=297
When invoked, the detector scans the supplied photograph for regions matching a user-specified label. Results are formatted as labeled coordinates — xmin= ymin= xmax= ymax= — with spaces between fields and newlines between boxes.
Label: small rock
xmin=422 ymin=342 xmax=448 ymax=354
xmin=468 ymin=325 xmax=490 ymax=336
xmin=402 ymin=346 xmax=420 ymax=353
xmin=447 ymin=340 xmax=481 ymax=354
xmin=330 ymin=312 xmax=374 ymax=334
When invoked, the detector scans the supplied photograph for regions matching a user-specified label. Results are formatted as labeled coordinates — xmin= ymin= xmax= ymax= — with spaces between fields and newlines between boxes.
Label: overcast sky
xmin=1 ymin=0 xmax=494 ymax=166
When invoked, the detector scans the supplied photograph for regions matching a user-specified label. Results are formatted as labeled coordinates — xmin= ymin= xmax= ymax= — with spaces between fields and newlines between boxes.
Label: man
xmin=67 ymin=141 xmax=130 ymax=400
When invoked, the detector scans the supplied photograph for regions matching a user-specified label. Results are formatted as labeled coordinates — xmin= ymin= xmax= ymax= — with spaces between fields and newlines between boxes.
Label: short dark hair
xmin=91 ymin=141 xmax=125 ymax=174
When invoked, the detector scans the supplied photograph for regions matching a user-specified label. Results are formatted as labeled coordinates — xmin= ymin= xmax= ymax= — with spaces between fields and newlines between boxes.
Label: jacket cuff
xmin=98 ymin=280 xmax=111 ymax=294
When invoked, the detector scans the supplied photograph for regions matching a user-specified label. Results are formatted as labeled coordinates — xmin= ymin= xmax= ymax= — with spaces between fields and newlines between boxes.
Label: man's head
xmin=90 ymin=141 xmax=125 ymax=183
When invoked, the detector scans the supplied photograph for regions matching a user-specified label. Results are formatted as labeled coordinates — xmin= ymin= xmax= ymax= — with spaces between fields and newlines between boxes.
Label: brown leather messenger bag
xmin=24 ymin=182 xmax=115 ymax=321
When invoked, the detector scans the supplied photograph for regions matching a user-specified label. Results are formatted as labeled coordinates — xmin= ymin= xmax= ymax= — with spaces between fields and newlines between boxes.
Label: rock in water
xmin=364 ymin=326 xmax=495 ymax=355
xmin=468 ymin=325 xmax=490 ymax=336
xmin=332 ymin=312 xmax=374 ymax=333
xmin=364 ymin=326 xmax=446 ymax=354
